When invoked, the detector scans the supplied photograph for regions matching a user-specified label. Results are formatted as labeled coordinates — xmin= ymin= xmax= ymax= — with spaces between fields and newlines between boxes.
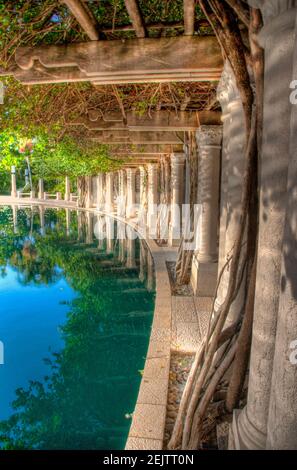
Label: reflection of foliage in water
xmin=0 ymin=206 xmax=154 ymax=450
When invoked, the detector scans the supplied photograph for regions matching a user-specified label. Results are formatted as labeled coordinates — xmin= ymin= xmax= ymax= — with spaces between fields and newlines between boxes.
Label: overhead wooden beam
xmin=61 ymin=0 xmax=100 ymax=40
xmin=89 ymin=130 xmax=184 ymax=144
xmin=120 ymin=159 xmax=161 ymax=166
xmin=124 ymin=0 xmax=147 ymax=38
xmin=69 ymin=110 xmax=221 ymax=132
xmin=112 ymin=155 xmax=163 ymax=162
xmin=109 ymin=144 xmax=183 ymax=155
xmin=13 ymin=36 xmax=223 ymax=85
xmin=121 ymin=159 xmax=160 ymax=166
xmin=184 ymin=0 xmax=195 ymax=36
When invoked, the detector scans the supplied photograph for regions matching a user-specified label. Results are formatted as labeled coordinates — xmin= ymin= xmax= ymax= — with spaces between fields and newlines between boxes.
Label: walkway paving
xmin=171 ymin=295 xmax=212 ymax=353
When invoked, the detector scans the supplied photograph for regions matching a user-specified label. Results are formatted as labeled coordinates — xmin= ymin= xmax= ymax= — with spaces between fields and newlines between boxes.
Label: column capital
xmin=170 ymin=152 xmax=186 ymax=165
xmin=196 ymin=125 xmax=223 ymax=148
xmin=147 ymin=162 xmax=158 ymax=174
xmin=248 ymin=1 xmax=297 ymax=44
xmin=126 ymin=167 xmax=137 ymax=175
xmin=248 ymin=0 xmax=297 ymax=21
xmin=217 ymin=61 xmax=242 ymax=117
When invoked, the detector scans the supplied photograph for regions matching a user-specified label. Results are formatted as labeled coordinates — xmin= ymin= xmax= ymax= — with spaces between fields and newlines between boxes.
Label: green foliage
xmin=0 ymin=0 xmax=86 ymax=68
xmin=0 ymin=126 xmax=121 ymax=193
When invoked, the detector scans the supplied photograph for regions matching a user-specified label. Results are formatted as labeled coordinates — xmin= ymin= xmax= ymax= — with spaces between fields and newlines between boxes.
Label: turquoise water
xmin=0 ymin=206 xmax=155 ymax=450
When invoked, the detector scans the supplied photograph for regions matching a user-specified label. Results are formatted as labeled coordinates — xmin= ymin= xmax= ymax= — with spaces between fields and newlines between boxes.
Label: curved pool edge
xmin=0 ymin=198 xmax=172 ymax=451
xmin=125 ymin=237 xmax=171 ymax=451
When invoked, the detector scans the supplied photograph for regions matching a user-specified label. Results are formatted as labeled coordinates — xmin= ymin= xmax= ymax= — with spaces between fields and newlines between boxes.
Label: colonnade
xmin=7 ymin=2 xmax=297 ymax=448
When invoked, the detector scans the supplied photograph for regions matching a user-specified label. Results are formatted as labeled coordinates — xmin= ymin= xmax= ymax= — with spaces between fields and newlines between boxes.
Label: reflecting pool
xmin=0 ymin=205 xmax=155 ymax=450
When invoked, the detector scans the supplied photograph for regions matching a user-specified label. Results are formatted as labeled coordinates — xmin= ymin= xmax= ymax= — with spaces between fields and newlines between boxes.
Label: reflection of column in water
xmin=86 ymin=212 xmax=93 ymax=244
xmin=96 ymin=215 xmax=105 ymax=250
xmin=126 ymin=226 xmax=136 ymax=268
xmin=26 ymin=209 xmax=31 ymax=227
xmin=12 ymin=205 xmax=18 ymax=234
xmin=77 ymin=210 xmax=83 ymax=241
xmin=139 ymin=241 xmax=147 ymax=283
xmin=39 ymin=206 xmax=45 ymax=235
xmin=146 ymin=250 xmax=154 ymax=292
xmin=65 ymin=208 xmax=71 ymax=236
xmin=117 ymin=221 xmax=126 ymax=263
xmin=105 ymin=216 xmax=114 ymax=253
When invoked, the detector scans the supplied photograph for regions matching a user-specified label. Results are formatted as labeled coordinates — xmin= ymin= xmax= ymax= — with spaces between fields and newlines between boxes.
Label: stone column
xmin=266 ymin=9 xmax=297 ymax=451
xmin=221 ymin=63 xmax=247 ymax=326
xmin=126 ymin=168 xmax=137 ymax=218
xmin=147 ymin=163 xmax=159 ymax=237
xmin=215 ymin=64 xmax=232 ymax=310
xmin=233 ymin=0 xmax=297 ymax=450
xmin=139 ymin=166 xmax=147 ymax=209
xmin=158 ymin=157 xmax=171 ymax=242
xmin=117 ymin=169 xmax=126 ymax=217
xmin=164 ymin=157 xmax=171 ymax=205
xmin=169 ymin=153 xmax=186 ymax=246
xmin=138 ymin=165 xmax=148 ymax=236
xmin=105 ymin=172 xmax=114 ymax=212
xmin=64 ymin=176 xmax=70 ymax=202
xmin=184 ymin=145 xmax=191 ymax=206
xmin=97 ymin=173 xmax=105 ymax=210
xmin=191 ymin=125 xmax=222 ymax=297
xmin=11 ymin=166 xmax=17 ymax=198
xmin=38 ymin=179 xmax=44 ymax=200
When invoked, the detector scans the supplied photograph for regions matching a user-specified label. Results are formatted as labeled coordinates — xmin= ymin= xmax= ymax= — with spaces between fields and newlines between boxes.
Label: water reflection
xmin=0 ymin=205 xmax=155 ymax=450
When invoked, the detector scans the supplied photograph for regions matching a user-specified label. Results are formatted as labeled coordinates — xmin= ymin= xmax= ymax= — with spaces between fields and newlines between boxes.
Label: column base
xmin=230 ymin=408 xmax=266 ymax=450
xmin=191 ymin=255 xmax=218 ymax=297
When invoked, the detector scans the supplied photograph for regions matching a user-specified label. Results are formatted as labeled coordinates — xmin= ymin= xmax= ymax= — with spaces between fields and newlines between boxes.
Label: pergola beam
xmin=110 ymin=144 xmax=183 ymax=155
xmin=69 ymin=110 xmax=221 ymax=132
xmin=61 ymin=0 xmax=100 ymax=41
xmin=89 ymin=130 xmax=184 ymax=144
xmin=124 ymin=0 xmax=147 ymax=38
xmin=13 ymin=36 xmax=223 ymax=85
xmin=112 ymin=155 xmax=162 ymax=162
xmin=184 ymin=0 xmax=195 ymax=35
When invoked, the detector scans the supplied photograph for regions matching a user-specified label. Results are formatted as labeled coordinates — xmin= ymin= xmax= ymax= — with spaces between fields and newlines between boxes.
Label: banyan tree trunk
xmin=77 ymin=176 xmax=88 ymax=208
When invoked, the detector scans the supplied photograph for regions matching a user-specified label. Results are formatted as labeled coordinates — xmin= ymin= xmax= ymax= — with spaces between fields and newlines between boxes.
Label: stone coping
xmin=0 ymin=198 xmax=172 ymax=451
xmin=0 ymin=195 xmax=77 ymax=209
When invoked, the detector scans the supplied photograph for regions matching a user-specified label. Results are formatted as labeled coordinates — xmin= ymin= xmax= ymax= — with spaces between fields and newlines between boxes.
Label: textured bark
xmin=77 ymin=176 xmax=88 ymax=208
